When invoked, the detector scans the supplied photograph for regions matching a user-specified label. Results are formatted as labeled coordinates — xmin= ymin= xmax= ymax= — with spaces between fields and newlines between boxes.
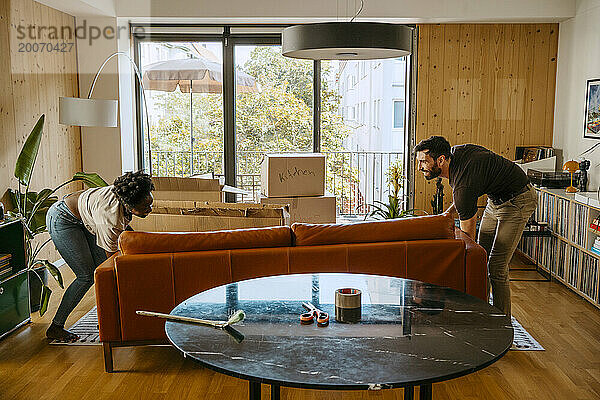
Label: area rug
xmin=49 ymin=307 xmax=545 ymax=350
xmin=48 ymin=306 xmax=100 ymax=345
xmin=510 ymin=317 xmax=544 ymax=351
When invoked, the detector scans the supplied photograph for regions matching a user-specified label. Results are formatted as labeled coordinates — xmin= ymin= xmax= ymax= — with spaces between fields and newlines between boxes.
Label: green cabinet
xmin=0 ymin=270 xmax=30 ymax=338
xmin=0 ymin=219 xmax=30 ymax=339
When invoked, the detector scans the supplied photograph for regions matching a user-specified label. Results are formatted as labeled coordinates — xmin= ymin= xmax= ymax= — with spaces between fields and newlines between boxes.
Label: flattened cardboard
xmin=260 ymin=195 xmax=336 ymax=224
xmin=261 ymin=153 xmax=325 ymax=198
xmin=130 ymin=202 xmax=290 ymax=232
xmin=152 ymin=176 xmax=223 ymax=201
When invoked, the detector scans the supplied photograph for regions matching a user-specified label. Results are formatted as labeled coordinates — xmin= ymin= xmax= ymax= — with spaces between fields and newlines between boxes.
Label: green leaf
xmin=6 ymin=189 xmax=20 ymax=213
xmin=34 ymin=189 xmax=53 ymax=207
xmin=36 ymin=260 xmax=64 ymax=289
xmin=29 ymin=210 xmax=47 ymax=233
xmin=14 ymin=115 xmax=45 ymax=186
xmin=73 ymin=172 xmax=108 ymax=188
xmin=39 ymin=285 xmax=52 ymax=317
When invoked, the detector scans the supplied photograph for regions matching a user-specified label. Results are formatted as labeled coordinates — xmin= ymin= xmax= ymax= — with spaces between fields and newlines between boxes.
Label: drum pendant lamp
xmin=282 ymin=22 xmax=412 ymax=60
xmin=282 ymin=0 xmax=412 ymax=60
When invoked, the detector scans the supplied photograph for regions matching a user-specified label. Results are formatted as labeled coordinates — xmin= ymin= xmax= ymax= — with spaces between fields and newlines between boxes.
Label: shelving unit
xmin=0 ymin=218 xmax=30 ymax=340
xmin=517 ymin=187 xmax=600 ymax=309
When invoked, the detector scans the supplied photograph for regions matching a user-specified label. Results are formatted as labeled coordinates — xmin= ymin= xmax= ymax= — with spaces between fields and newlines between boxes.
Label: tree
xmin=148 ymin=45 xmax=356 ymax=210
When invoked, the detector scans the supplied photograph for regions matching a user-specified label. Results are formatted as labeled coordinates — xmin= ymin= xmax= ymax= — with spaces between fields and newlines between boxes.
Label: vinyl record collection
xmin=517 ymin=187 xmax=600 ymax=306
xmin=571 ymin=203 xmax=589 ymax=247
xmin=580 ymin=253 xmax=599 ymax=302
xmin=0 ymin=253 xmax=12 ymax=278
xmin=555 ymin=197 xmax=570 ymax=237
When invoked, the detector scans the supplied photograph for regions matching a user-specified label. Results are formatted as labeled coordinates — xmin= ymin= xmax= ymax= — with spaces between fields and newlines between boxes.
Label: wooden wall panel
xmin=1 ymin=0 xmax=81 ymax=261
xmin=414 ymin=23 xmax=558 ymax=214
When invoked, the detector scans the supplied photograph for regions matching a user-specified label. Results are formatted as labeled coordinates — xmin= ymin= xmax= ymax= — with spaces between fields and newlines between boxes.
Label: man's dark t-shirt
xmin=449 ymin=144 xmax=529 ymax=221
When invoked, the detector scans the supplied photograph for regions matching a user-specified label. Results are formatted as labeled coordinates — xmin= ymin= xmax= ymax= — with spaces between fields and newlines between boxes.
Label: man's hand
xmin=460 ymin=214 xmax=477 ymax=239
xmin=444 ymin=203 xmax=456 ymax=216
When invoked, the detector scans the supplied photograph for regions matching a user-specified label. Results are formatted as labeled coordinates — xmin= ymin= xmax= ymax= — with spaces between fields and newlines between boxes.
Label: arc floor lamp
xmin=59 ymin=51 xmax=152 ymax=175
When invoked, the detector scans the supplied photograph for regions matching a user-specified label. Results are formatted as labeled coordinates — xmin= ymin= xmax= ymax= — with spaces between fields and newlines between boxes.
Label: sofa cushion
xmin=292 ymin=213 xmax=455 ymax=246
xmin=119 ymin=226 xmax=292 ymax=255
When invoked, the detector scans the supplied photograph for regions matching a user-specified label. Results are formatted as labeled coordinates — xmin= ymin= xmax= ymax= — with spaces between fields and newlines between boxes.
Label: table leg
xmin=420 ymin=384 xmax=432 ymax=400
xmin=249 ymin=381 xmax=261 ymax=400
xmin=271 ymin=384 xmax=280 ymax=400
xmin=403 ymin=385 xmax=414 ymax=400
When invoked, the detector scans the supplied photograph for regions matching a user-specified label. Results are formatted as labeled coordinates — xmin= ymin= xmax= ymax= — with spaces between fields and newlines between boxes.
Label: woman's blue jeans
xmin=46 ymin=200 xmax=107 ymax=327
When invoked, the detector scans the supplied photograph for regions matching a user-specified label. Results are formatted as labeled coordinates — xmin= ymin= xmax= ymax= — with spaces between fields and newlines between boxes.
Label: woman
xmin=45 ymin=171 xmax=154 ymax=342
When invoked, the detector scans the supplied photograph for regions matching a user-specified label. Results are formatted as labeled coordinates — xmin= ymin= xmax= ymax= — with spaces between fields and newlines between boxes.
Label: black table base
xmin=248 ymin=382 xmax=432 ymax=400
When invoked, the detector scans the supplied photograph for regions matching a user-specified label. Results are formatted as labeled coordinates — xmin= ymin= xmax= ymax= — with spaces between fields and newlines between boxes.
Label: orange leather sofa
xmin=94 ymin=213 xmax=487 ymax=372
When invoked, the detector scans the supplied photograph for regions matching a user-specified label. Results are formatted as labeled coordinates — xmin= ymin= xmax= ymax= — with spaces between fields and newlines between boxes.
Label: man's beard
xmin=423 ymin=165 xmax=442 ymax=180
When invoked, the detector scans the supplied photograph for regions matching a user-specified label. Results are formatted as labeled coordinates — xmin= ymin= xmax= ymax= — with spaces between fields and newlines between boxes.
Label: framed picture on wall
xmin=584 ymin=78 xmax=600 ymax=139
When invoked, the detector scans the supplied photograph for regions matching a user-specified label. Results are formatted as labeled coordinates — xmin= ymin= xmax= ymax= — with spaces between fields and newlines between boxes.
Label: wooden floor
xmin=1 ymin=255 xmax=599 ymax=400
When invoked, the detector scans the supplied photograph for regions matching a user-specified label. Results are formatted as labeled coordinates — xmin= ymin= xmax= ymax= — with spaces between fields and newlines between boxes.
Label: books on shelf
xmin=591 ymin=217 xmax=600 ymax=232
xmin=590 ymin=238 xmax=600 ymax=255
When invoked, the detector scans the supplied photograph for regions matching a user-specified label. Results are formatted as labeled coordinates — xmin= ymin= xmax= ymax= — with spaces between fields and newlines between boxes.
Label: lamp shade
xmin=59 ymin=97 xmax=118 ymax=127
xmin=282 ymin=22 xmax=412 ymax=60
xmin=562 ymin=160 xmax=579 ymax=173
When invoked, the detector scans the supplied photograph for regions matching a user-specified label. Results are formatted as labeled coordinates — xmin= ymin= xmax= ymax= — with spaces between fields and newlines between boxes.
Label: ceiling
xmin=35 ymin=0 xmax=577 ymax=23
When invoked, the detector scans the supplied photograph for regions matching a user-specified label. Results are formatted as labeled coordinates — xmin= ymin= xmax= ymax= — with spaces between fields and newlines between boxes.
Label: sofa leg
xmin=103 ymin=342 xmax=114 ymax=372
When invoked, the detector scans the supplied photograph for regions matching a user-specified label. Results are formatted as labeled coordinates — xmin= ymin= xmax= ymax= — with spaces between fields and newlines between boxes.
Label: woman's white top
xmin=78 ymin=185 xmax=131 ymax=252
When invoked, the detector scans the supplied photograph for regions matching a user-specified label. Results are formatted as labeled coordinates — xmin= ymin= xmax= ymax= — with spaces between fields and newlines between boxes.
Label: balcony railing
xmin=149 ymin=150 xmax=404 ymax=216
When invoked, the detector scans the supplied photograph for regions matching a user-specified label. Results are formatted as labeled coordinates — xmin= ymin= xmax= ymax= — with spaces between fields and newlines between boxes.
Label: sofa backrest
xmin=111 ymin=238 xmax=467 ymax=342
xmin=118 ymin=226 xmax=293 ymax=255
xmin=292 ymin=212 xmax=455 ymax=246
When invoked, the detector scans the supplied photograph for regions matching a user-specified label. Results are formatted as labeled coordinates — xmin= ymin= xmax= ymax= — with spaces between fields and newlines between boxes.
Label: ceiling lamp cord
xmin=350 ymin=0 xmax=364 ymax=22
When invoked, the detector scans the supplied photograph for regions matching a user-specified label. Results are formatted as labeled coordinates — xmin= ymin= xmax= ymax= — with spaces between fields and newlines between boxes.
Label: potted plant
xmin=365 ymin=159 xmax=423 ymax=220
xmin=430 ymin=178 xmax=445 ymax=215
xmin=6 ymin=115 xmax=108 ymax=316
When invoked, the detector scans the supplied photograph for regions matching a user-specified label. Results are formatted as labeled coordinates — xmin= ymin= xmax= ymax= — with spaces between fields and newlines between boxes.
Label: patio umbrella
xmin=142 ymin=58 xmax=258 ymax=94
xmin=142 ymin=57 xmax=258 ymax=174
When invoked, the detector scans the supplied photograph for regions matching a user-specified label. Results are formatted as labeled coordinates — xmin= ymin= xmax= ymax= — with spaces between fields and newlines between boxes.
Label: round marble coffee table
xmin=165 ymin=273 xmax=512 ymax=400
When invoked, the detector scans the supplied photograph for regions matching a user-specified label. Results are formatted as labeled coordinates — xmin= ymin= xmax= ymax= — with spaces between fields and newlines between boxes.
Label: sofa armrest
xmin=454 ymin=227 xmax=488 ymax=301
xmin=94 ymin=253 xmax=122 ymax=342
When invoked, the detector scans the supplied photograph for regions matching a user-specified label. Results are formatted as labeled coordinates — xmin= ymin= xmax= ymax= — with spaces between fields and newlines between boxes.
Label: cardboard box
xmin=261 ymin=153 xmax=325 ymax=198
xmin=151 ymin=177 xmax=250 ymax=202
xmin=260 ymin=195 xmax=336 ymax=224
xmin=130 ymin=202 xmax=290 ymax=232
xmin=152 ymin=176 xmax=222 ymax=201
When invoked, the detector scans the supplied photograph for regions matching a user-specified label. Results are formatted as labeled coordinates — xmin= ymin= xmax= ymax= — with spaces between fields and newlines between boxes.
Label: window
xmin=392 ymin=59 xmax=406 ymax=87
xmin=372 ymin=99 xmax=381 ymax=129
xmin=134 ymin=26 xmax=414 ymax=215
xmin=321 ymin=57 xmax=410 ymax=215
xmin=393 ymin=100 xmax=405 ymax=129
xmin=234 ymin=44 xmax=313 ymax=189
xmin=361 ymin=102 xmax=367 ymax=124
xmin=139 ymin=41 xmax=224 ymax=177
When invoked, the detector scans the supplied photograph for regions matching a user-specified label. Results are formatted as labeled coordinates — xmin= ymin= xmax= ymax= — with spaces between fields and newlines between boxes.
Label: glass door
xmin=234 ymin=44 xmax=314 ymax=199
xmin=139 ymin=40 xmax=224 ymax=177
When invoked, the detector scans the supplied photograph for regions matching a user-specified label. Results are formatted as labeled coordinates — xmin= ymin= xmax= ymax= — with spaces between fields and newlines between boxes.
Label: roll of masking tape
xmin=335 ymin=288 xmax=361 ymax=323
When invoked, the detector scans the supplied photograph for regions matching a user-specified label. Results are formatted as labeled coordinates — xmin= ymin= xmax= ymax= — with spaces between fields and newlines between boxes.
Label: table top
xmin=166 ymin=273 xmax=513 ymax=390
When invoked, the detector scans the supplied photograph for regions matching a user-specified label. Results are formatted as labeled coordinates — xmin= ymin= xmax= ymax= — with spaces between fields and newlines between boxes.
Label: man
xmin=414 ymin=136 xmax=537 ymax=317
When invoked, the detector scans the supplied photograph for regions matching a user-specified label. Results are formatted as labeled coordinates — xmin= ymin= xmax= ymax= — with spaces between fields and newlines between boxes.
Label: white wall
xmin=76 ymin=16 xmax=122 ymax=184
xmin=553 ymin=0 xmax=600 ymax=191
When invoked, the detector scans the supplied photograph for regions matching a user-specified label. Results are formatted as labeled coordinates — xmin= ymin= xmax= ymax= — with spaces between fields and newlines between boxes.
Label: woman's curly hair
xmin=111 ymin=171 xmax=155 ymax=209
